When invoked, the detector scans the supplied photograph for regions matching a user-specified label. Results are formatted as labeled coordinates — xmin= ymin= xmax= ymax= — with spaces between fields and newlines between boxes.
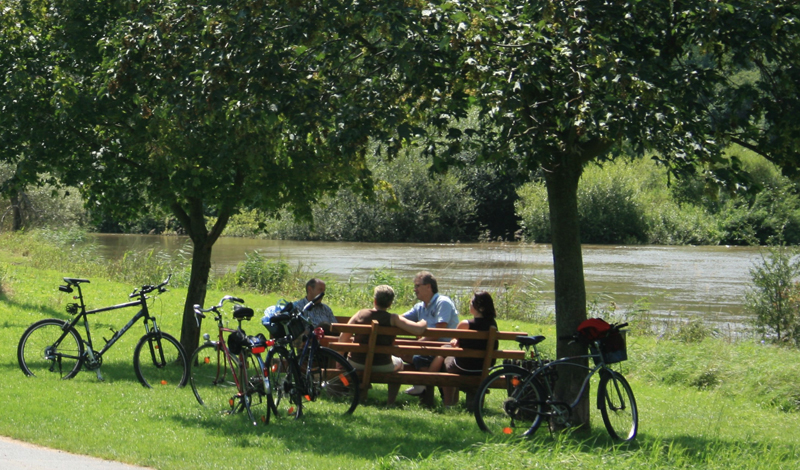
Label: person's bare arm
xmin=419 ymin=321 xmax=449 ymax=342
xmin=337 ymin=315 xmax=359 ymax=343
xmin=391 ymin=314 xmax=427 ymax=336
xmin=449 ymin=319 xmax=470 ymax=346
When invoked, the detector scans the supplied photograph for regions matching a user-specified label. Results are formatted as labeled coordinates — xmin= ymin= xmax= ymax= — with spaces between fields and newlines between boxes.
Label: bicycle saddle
xmin=233 ymin=305 xmax=255 ymax=320
xmin=516 ymin=335 xmax=546 ymax=347
xmin=63 ymin=277 xmax=90 ymax=285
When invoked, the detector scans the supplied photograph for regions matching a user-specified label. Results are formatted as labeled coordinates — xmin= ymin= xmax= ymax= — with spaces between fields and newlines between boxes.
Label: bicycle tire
xmin=266 ymin=346 xmax=303 ymax=420
xmin=189 ymin=343 xmax=238 ymax=409
xmin=18 ymin=319 xmax=84 ymax=381
xmin=133 ymin=332 xmax=188 ymax=388
xmin=598 ymin=370 xmax=638 ymax=441
xmin=474 ymin=365 xmax=546 ymax=436
xmin=242 ymin=352 xmax=270 ymax=425
xmin=305 ymin=347 xmax=359 ymax=416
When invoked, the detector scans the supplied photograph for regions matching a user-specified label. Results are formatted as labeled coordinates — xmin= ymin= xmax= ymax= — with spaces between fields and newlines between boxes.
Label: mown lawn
xmin=1 ymin=260 xmax=799 ymax=469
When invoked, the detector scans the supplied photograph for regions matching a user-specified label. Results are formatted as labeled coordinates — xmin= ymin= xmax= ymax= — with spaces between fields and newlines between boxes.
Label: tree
xmin=422 ymin=0 xmax=800 ymax=428
xmin=0 ymin=0 xmax=72 ymax=230
xmin=43 ymin=0 xmax=456 ymax=354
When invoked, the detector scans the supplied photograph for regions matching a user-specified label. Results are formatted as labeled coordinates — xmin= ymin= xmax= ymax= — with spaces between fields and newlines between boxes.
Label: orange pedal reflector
xmin=204 ymin=357 xmax=210 ymax=364
xmin=304 ymin=395 xmax=311 ymax=401
xmin=503 ymin=427 xmax=513 ymax=435
xmin=287 ymin=406 xmax=295 ymax=415
xmin=511 ymin=377 xmax=520 ymax=387
xmin=339 ymin=375 xmax=350 ymax=387
xmin=160 ymin=380 xmax=168 ymax=385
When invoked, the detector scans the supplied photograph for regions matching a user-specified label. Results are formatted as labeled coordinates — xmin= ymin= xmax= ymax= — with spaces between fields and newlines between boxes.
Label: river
xmin=89 ymin=234 xmax=766 ymax=328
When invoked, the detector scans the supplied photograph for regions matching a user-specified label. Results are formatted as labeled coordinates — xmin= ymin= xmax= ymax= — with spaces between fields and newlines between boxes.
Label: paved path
xmin=0 ymin=435 xmax=152 ymax=470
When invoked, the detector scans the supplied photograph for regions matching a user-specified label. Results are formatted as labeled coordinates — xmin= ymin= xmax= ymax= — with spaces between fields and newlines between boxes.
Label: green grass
xmin=2 ymin=251 xmax=800 ymax=468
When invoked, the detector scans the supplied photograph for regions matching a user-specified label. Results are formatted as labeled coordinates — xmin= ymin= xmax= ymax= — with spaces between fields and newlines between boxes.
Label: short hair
xmin=306 ymin=278 xmax=324 ymax=291
xmin=373 ymin=285 xmax=395 ymax=309
xmin=414 ymin=271 xmax=438 ymax=294
xmin=471 ymin=291 xmax=497 ymax=319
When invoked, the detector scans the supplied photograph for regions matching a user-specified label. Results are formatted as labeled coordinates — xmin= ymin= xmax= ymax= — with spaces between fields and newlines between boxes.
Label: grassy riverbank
xmin=1 ymin=240 xmax=800 ymax=469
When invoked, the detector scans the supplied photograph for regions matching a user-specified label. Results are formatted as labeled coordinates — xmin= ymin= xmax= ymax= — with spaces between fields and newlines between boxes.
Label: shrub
xmin=745 ymin=246 xmax=800 ymax=346
xmin=516 ymin=158 xmax=653 ymax=244
xmin=222 ymin=251 xmax=292 ymax=294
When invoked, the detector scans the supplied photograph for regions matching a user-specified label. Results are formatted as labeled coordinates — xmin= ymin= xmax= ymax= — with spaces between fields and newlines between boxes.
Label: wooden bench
xmin=326 ymin=320 xmax=528 ymax=406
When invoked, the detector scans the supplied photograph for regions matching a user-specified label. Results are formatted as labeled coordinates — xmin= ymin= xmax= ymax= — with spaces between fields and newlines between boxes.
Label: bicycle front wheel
xmin=18 ymin=319 xmax=84 ymax=381
xmin=474 ymin=365 xmax=545 ymax=436
xmin=598 ymin=370 xmax=638 ymax=441
xmin=189 ymin=343 xmax=238 ymax=409
xmin=243 ymin=352 xmax=270 ymax=425
xmin=306 ymin=347 xmax=359 ymax=416
xmin=266 ymin=346 xmax=302 ymax=420
xmin=133 ymin=332 xmax=188 ymax=388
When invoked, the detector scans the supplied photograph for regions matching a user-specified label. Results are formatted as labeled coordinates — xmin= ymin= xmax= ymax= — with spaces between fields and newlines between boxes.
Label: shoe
xmin=404 ymin=385 xmax=426 ymax=396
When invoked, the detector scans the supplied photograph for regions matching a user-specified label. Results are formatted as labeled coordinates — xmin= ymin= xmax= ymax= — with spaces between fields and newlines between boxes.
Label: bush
xmin=220 ymin=251 xmax=293 ymax=294
xmin=745 ymin=246 xmax=800 ymax=346
xmin=516 ymin=159 xmax=654 ymax=244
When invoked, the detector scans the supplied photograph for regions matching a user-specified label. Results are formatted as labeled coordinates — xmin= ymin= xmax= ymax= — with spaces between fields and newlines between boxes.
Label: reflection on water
xmin=89 ymin=234 xmax=764 ymax=326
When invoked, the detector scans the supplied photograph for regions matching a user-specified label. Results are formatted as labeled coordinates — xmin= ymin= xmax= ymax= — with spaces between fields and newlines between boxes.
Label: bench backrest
xmin=328 ymin=321 xmax=527 ymax=385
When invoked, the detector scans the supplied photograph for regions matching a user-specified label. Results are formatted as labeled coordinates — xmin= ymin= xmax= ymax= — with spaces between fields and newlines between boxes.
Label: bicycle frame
xmin=205 ymin=320 xmax=248 ymax=393
xmin=60 ymin=284 xmax=160 ymax=365
xmin=528 ymin=353 xmax=607 ymax=412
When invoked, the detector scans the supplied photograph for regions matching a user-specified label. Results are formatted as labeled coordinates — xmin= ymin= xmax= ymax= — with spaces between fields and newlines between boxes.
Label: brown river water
xmin=90 ymin=234 xmax=766 ymax=328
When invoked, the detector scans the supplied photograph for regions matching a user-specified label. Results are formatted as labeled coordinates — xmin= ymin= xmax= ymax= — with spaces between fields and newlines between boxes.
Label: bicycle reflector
xmin=314 ymin=327 xmax=325 ymax=340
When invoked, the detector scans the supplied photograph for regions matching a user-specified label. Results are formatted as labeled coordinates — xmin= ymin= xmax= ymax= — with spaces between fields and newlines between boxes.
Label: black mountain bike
xmin=264 ymin=294 xmax=359 ymax=420
xmin=17 ymin=275 xmax=188 ymax=387
xmin=474 ymin=322 xmax=637 ymax=441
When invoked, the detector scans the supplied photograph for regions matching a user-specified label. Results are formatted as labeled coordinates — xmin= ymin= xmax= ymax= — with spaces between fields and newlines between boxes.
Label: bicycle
xmin=17 ymin=275 xmax=188 ymax=388
xmin=473 ymin=321 xmax=637 ymax=441
xmin=263 ymin=293 xmax=359 ymax=420
xmin=188 ymin=296 xmax=271 ymax=426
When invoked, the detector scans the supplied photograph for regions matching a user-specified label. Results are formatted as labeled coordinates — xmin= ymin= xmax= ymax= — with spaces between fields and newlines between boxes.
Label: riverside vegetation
xmin=4 ymin=148 xmax=800 ymax=247
xmin=1 ymin=232 xmax=799 ymax=469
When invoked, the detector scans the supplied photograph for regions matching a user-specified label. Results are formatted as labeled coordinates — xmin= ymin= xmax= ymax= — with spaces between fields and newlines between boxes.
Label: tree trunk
xmin=544 ymin=158 xmax=589 ymax=431
xmin=179 ymin=237 xmax=212 ymax=357
xmin=9 ymin=189 xmax=23 ymax=232
xmin=173 ymin=196 xmax=236 ymax=356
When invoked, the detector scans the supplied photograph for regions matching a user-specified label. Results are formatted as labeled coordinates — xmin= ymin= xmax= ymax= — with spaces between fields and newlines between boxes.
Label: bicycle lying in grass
xmin=474 ymin=320 xmax=637 ymax=441
xmin=263 ymin=293 xmax=359 ymax=420
xmin=189 ymin=296 xmax=271 ymax=425
xmin=17 ymin=275 xmax=188 ymax=388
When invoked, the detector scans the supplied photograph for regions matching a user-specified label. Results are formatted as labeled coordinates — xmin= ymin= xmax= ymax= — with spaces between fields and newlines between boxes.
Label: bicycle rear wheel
xmin=266 ymin=346 xmax=302 ymax=420
xmin=18 ymin=319 xmax=84 ymax=381
xmin=474 ymin=365 xmax=545 ymax=436
xmin=189 ymin=343 xmax=238 ymax=410
xmin=305 ymin=347 xmax=359 ymax=416
xmin=598 ymin=370 xmax=638 ymax=441
xmin=133 ymin=332 xmax=188 ymax=387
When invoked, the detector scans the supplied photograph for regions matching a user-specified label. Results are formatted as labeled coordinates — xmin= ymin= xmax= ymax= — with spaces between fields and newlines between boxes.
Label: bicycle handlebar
xmin=193 ymin=295 xmax=245 ymax=326
xmin=130 ymin=274 xmax=172 ymax=299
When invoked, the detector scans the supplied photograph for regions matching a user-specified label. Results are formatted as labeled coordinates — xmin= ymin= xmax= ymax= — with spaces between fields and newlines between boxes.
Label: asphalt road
xmin=0 ymin=435 xmax=152 ymax=470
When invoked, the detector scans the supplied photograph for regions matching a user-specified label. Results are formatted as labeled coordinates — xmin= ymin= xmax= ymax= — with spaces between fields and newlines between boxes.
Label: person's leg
xmin=405 ymin=355 xmax=434 ymax=396
xmin=442 ymin=356 xmax=460 ymax=406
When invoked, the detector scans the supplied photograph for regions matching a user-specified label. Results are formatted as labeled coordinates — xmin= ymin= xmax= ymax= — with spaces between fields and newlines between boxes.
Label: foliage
xmin=515 ymin=154 xmax=800 ymax=246
xmin=309 ymin=151 xmax=476 ymax=242
xmin=218 ymin=252 xmax=293 ymax=294
xmin=745 ymin=246 xmax=800 ymax=346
